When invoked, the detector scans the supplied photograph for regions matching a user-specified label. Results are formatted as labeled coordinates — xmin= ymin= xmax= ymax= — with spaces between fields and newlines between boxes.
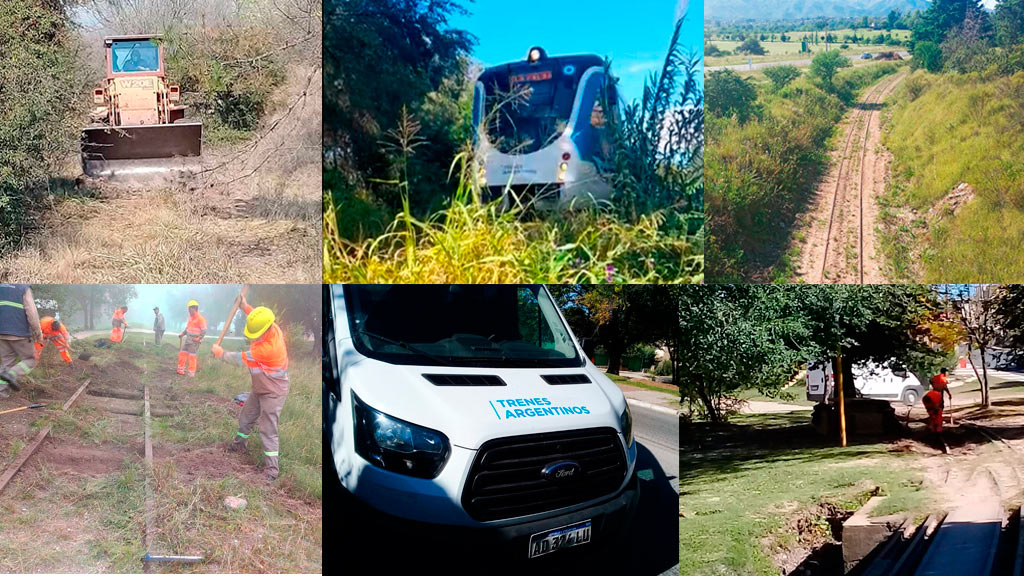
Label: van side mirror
xmin=581 ymin=338 xmax=596 ymax=359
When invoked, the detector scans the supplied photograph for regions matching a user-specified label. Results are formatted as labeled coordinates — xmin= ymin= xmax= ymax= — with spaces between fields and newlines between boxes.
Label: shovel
xmin=0 ymin=403 xmax=46 ymax=416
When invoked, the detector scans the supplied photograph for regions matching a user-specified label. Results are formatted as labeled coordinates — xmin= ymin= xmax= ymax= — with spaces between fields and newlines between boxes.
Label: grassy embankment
xmin=680 ymin=412 xmax=928 ymax=576
xmin=707 ymin=63 xmax=902 ymax=282
xmin=879 ymin=70 xmax=1024 ymax=282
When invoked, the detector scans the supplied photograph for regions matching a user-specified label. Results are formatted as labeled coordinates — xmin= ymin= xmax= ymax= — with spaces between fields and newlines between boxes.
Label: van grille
xmin=462 ymin=427 xmax=626 ymax=521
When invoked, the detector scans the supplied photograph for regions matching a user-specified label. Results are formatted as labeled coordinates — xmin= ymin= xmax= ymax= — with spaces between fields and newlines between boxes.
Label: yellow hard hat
xmin=244 ymin=306 xmax=275 ymax=339
xmin=187 ymin=300 xmax=199 ymax=308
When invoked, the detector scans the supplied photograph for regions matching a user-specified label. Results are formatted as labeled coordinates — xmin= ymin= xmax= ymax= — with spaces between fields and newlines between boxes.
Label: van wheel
xmin=902 ymin=388 xmax=919 ymax=406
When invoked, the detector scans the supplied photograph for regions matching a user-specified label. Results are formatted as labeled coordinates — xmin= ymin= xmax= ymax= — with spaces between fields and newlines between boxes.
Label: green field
xmin=707 ymin=28 xmax=910 ymax=67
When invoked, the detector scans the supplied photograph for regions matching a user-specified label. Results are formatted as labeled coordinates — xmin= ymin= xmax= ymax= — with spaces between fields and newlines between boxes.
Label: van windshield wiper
xmin=357 ymin=330 xmax=452 ymax=366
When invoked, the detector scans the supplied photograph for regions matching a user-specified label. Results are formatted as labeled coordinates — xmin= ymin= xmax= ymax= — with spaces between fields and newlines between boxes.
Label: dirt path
xmin=0 ymin=65 xmax=320 ymax=284
xmin=794 ymin=71 xmax=907 ymax=284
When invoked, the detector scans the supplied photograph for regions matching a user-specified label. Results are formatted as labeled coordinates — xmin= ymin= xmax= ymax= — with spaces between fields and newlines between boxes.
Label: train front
xmin=472 ymin=47 xmax=616 ymax=210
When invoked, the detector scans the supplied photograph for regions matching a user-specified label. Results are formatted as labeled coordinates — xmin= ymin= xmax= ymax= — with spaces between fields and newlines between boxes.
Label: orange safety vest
xmin=184 ymin=311 xmax=207 ymax=339
xmin=236 ymin=304 xmax=289 ymax=397
xmin=112 ymin=308 xmax=126 ymax=327
xmin=40 ymin=317 xmax=69 ymax=341
xmin=930 ymin=373 xmax=948 ymax=391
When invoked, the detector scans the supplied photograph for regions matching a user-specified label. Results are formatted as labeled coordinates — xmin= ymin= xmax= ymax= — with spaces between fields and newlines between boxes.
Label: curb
xmin=626 ymin=397 xmax=680 ymax=416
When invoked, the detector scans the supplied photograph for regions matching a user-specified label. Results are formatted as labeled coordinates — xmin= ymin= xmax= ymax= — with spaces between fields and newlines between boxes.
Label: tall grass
xmin=323 ymin=17 xmax=704 ymax=283
xmin=882 ymin=69 xmax=1024 ymax=282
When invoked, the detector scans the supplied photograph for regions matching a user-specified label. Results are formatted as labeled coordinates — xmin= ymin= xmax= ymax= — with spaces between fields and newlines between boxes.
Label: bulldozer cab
xmin=107 ymin=36 xmax=163 ymax=76
xmin=82 ymin=34 xmax=203 ymax=177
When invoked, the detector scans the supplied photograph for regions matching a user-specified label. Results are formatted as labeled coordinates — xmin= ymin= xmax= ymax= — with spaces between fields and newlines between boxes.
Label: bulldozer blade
xmin=82 ymin=122 xmax=202 ymax=177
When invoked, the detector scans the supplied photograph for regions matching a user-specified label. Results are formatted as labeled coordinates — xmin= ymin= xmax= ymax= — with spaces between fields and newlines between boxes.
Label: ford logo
xmin=541 ymin=461 xmax=581 ymax=482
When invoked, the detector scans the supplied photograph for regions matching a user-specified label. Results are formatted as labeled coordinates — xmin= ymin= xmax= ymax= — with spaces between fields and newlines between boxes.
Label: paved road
xmin=629 ymin=403 xmax=681 ymax=576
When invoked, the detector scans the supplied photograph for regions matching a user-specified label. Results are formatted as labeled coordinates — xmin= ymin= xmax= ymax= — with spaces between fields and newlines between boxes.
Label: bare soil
xmin=794 ymin=72 xmax=907 ymax=284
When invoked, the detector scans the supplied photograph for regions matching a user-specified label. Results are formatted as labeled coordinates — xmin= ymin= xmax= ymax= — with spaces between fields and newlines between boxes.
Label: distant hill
xmin=706 ymin=0 xmax=931 ymax=21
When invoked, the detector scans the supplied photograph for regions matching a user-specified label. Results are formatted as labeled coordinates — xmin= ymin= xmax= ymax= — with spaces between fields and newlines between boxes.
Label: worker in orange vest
xmin=211 ymin=294 xmax=289 ymax=482
xmin=110 ymin=306 xmax=128 ymax=343
xmin=177 ymin=300 xmax=207 ymax=377
xmin=922 ymin=368 xmax=952 ymax=433
xmin=35 ymin=317 xmax=73 ymax=364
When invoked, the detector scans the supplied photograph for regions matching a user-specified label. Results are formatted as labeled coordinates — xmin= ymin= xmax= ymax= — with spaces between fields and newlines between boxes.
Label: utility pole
xmin=837 ymin=349 xmax=847 ymax=447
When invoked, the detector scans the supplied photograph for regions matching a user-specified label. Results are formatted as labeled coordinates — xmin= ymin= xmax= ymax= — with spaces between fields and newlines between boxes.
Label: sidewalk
xmin=603 ymin=369 xmax=679 ymax=415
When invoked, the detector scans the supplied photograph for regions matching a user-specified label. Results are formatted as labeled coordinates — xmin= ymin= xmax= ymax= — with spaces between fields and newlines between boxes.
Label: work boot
xmin=0 ymin=388 xmax=9 ymax=399
xmin=0 ymin=371 xmax=21 ymax=391
xmin=264 ymin=472 xmax=277 ymax=483
xmin=225 ymin=440 xmax=246 ymax=453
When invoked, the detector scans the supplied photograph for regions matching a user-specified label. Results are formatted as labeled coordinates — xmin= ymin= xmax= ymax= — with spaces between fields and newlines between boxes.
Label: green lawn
xmin=680 ymin=413 xmax=928 ymax=576
xmin=604 ymin=373 xmax=678 ymax=396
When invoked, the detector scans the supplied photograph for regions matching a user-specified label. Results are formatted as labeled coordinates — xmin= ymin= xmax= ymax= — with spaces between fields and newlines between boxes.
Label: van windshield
xmin=343 ymin=285 xmax=583 ymax=368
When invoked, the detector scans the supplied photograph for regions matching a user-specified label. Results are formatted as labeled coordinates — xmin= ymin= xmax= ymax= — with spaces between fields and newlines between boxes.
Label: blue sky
xmin=451 ymin=0 xmax=703 ymax=104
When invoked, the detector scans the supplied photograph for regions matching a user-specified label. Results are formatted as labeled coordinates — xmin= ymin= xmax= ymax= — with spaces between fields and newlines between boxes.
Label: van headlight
xmin=352 ymin=392 xmax=450 ymax=479
xmin=620 ymin=403 xmax=634 ymax=448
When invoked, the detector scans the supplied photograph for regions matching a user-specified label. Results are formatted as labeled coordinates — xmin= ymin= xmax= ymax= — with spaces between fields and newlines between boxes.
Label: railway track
xmin=809 ymin=70 xmax=906 ymax=284
xmin=856 ymin=422 xmax=1024 ymax=576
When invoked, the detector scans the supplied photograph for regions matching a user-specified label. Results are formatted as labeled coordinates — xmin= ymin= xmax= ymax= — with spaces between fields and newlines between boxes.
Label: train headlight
xmin=559 ymin=162 xmax=569 ymax=172
xmin=527 ymin=47 xmax=546 ymax=63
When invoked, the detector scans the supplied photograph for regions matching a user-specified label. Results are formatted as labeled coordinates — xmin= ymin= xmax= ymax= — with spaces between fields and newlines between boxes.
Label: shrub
xmin=764 ymin=65 xmax=801 ymax=92
xmin=0 ymin=0 xmax=83 ymax=250
xmin=164 ymin=26 xmax=286 ymax=139
xmin=707 ymin=70 xmax=758 ymax=123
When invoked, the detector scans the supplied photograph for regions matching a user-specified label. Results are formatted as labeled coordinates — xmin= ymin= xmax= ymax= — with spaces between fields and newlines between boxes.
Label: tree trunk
xmin=697 ymin=385 xmax=721 ymax=423
xmin=606 ymin=346 xmax=623 ymax=375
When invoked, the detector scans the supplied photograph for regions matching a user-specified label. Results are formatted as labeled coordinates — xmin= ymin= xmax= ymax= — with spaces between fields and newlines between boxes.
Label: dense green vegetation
xmin=324 ymin=0 xmax=703 ymax=283
xmin=0 ymin=0 xmax=85 ymax=250
xmin=706 ymin=61 xmax=900 ymax=282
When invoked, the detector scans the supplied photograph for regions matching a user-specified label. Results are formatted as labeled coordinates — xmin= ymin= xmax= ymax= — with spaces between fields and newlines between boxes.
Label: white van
xmin=323 ymin=285 xmax=638 ymax=566
xmin=807 ymin=359 xmax=925 ymax=406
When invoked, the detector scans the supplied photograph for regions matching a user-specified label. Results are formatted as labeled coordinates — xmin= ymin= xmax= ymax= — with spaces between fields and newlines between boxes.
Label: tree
xmin=674 ymin=285 xmax=949 ymax=423
xmin=914 ymin=41 xmax=944 ymax=72
xmin=706 ymin=70 xmax=758 ymax=123
xmin=763 ymin=65 xmax=801 ymax=92
xmin=675 ymin=285 xmax=809 ymax=422
xmin=737 ymin=37 xmax=765 ymax=55
xmin=941 ymin=7 xmax=994 ymax=72
xmin=942 ymin=285 xmax=1000 ymax=408
xmin=994 ymin=285 xmax=1024 ymax=366
xmin=995 ymin=0 xmax=1024 ymax=48
xmin=809 ymin=50 xmax=852 ymax=92
xmin=916 ymin=0 xmax=989 ymax=44
xmin=887 ymin=9 xmax=901 ymax=31
xmin=324 ymin=0 xmax=476 ymax=233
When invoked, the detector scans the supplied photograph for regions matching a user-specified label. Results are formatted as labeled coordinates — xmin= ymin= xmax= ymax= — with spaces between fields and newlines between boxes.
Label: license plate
xmin=528 ymin=520 xmax=592 ymax=558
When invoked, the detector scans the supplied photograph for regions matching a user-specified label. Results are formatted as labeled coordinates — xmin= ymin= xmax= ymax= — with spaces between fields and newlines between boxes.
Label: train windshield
xmin=478 ymin=55 xmax=603 ymax=155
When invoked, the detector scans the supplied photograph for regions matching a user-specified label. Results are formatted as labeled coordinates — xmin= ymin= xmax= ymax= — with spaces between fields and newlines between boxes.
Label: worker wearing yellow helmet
xmin=211 ymin=294 xmax=289 ymax=482
xmin=177 ymin=299 xmax=207 ymax=377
